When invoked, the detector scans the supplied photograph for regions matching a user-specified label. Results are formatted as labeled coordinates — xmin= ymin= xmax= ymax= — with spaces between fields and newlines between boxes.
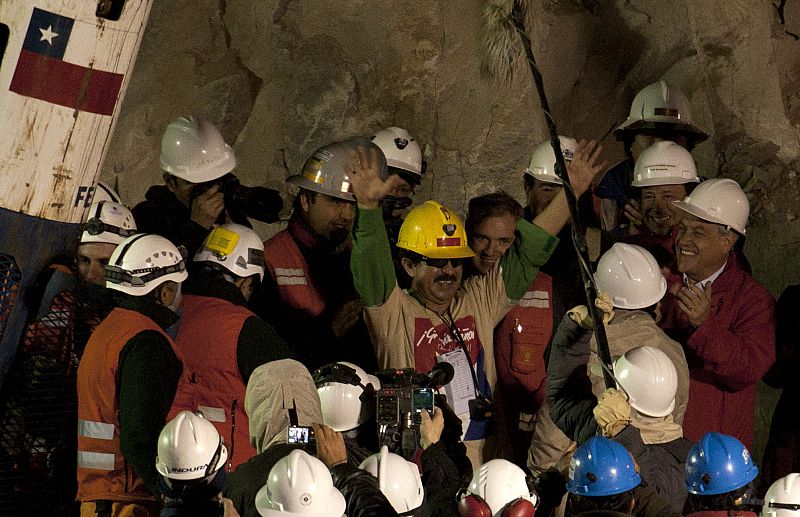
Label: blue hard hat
xmin=566 ymin=437 xmax=642 ymax=497
xmin=685 ymin=432 xmax=758 ymax=495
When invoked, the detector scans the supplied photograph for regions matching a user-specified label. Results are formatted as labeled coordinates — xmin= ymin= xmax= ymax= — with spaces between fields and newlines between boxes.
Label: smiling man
xmin=621 ymin=141 xmax=700 ymax=264
xmin=660 ymin=178 xmax=775 ymax=450
xmin=348 ymin=140 xmax=606 ymax=466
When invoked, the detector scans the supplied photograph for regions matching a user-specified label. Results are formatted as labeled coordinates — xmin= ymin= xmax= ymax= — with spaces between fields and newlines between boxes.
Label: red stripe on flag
xmin=436 ymin=237 xmax=461 ymax=247
xmin=9 ymin=49 xmax=123 ymax=116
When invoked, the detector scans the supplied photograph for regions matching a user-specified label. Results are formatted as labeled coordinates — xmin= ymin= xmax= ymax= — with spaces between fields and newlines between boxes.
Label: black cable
xmin=509 ymin=2 xmax=615 ymax=388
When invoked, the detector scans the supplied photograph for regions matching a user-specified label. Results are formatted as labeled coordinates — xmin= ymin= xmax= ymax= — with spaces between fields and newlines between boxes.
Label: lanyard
xmin=438 ymin=309 xmax=483 ymax=398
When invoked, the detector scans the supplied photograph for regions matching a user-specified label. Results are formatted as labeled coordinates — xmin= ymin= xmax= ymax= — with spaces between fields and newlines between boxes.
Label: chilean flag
xmin=9 ymin=8 xmax=124 ymax=116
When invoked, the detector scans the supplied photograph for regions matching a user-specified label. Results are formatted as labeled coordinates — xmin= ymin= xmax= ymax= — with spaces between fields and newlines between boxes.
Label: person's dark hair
xmin=523 ymin=174 xmax=536 ymax=193
xmin=465 ymin=191 xmax=523 ymax=238
xmin=398 ymin=248 xmax=425 ymax=265
xmin=622 ymin=127 xmax=697 ymax=158
xmin=683 ymin=484 xmax=758 ymax=514
xmin=568 ymin=491 xmax=634 ymax=514
xmin=292 ymin=188 xmax=318 ymax=213
xmin=633 ymin=180 xmax=697 ymax=205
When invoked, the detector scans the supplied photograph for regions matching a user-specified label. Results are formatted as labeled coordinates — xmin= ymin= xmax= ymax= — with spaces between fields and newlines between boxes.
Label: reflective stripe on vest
xmin=77 ymin=451 xmax=115 ymax=471
xmin=519 ymin=290 xmax=550 ymax=308
xmin=263 ymin=230 xmax=326 ymax=317
xmin=275 ymin=267 xmax=307 ymax=285
xmin=197 ymin=405 xmax=226 ymax=423
xmin=78 ymin=419 xmax=115 ymax=440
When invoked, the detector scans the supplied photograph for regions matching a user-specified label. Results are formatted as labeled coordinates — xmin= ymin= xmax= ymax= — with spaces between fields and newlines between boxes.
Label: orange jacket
xmin=76 ymin=308 xmax=174 ymax=503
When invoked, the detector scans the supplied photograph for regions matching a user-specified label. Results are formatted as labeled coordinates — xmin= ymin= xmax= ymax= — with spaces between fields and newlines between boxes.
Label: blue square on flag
xmin=22 ymin=8 xmax=74 ymax=60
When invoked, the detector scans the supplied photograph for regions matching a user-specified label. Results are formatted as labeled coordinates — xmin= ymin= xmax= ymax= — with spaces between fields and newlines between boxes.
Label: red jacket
xmin=660 ymin=254 xmax=775 ymax=449
xmin=263 ymin=227 xmax=327 ymax=318
xmin=622 ymin=224 xmax=678 ymax=265
xmin=494 ymin=272 xmax=553 ymax=410
xmin=170 ymin=294 xmax=255 ymax=470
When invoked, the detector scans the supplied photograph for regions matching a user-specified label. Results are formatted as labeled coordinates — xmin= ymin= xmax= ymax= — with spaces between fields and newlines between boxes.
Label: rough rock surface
xmin=105 ymin=0 xmax=800 ymax=461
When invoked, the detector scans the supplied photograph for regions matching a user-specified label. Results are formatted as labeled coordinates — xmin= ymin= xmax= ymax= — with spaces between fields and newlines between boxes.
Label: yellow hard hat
xmin=397 ymin=201 xmax=475 ymax=259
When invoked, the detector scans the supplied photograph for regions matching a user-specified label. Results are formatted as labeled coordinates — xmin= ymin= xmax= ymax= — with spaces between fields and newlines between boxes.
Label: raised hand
xmin=345 ymin=145 xmax=406 ymax=210
xmin=567 ymin=139 xmax=608 ymax=198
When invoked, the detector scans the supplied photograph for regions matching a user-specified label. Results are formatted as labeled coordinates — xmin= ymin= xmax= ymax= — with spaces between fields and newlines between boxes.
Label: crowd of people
xmin=1 ymin=81 xmax=798 ymax=517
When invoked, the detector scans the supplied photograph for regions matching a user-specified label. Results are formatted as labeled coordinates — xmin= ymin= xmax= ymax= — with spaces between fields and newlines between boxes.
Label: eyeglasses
xmin=420 ymin=257 xmax=466 ymax=269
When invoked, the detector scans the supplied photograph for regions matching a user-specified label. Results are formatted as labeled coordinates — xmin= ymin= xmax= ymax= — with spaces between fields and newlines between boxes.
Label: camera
xmin=374 ymin=363 xmax=453 ymax=459
xmin=191 ymin=173 xmax=283 ymax=223
xmin=287 ymin=426 xmax=315 ymax=445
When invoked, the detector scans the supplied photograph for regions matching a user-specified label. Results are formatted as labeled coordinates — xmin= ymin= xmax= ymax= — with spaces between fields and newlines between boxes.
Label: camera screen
xmin=287 ymin=426 xmax=314 ymax=444
xmin=413 ymin=388 xmax=433 ymax=414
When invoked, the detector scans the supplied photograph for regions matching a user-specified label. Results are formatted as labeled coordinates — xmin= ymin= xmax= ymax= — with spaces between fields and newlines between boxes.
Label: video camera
xmin=191 ymin=173 xmax=283 ymax=223
xmin=374 ymin=362 xmax=454 ymax=460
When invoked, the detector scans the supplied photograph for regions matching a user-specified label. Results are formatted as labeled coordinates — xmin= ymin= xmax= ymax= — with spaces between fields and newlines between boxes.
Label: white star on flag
xmin=39 ymin=25 xmax=58 ymax=45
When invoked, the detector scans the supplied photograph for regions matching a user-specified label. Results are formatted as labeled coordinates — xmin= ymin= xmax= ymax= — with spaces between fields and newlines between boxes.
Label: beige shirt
xmin=364 ymin=265 xmax=513 ymax=439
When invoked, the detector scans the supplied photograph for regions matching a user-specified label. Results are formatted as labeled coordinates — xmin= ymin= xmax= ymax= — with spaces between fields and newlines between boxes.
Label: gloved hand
xmin=593 ymin=388 xmax=631 ymax=437
xmin=595 ymin=291 xmax=615 ymax=325
xmin=567 ymin=305 xmax=594 ymax=330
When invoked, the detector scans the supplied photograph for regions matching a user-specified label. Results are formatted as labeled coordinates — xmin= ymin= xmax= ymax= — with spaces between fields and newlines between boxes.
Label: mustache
xmin=435 ymin=274 xmax=457 ymax=283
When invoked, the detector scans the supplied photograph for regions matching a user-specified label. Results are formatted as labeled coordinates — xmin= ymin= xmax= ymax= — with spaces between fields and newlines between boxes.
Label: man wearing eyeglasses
xmin=348 ymin=140 xmax=606 ymax=467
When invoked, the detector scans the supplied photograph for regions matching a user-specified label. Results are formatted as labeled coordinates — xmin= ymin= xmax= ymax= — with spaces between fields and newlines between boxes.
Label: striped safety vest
xmin=263 ymin=229 xmax=326 ymax=318
xmin=76 ymin=308 xmax=174 ymax=502
xmin=168 ymin=294 xmax=255 ymax=469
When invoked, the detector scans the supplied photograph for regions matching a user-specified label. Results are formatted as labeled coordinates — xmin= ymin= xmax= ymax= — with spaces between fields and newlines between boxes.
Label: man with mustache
xmin=660 ymin=178 xmax=775 ymax=450
xmin=251 ymin=140 xmax=378 ymax=373
xmin=348 ymin=140 xmax=606 ymax=467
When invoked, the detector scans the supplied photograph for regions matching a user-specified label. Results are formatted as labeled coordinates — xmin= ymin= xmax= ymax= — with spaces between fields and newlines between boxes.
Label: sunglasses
xmin=420 ymin=257 xmax=466 ymax=269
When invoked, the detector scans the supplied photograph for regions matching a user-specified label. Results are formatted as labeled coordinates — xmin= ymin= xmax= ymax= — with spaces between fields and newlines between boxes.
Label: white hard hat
xmin=594 ymin=243 xmax=666 ymax=310
xmin=160 ymin=116 xmax=236 ymax=183
xmin=359 ymin=446 xmax=424 ymax=513
xmin=289 ymin=138 xmax=386 ymax=202
xmin=194 ymin=223 xmax=265 ymax=281
xmin=524 ymin=136 xmax=577 ymax=186
xmin=463 ymin=459 xmax=539 ymax=515
xmin=615 ymin=81 xmax=708 ymax=141
xmin=632 ymin=141 xmax=700 ymax=187
xmin=371 ymin=127 xmax=424 ymax=181
xmin=613 ymin=346 xmax=678 ymax=418
xmin=314 ymin=362 xmax=380 ymax=432
xmin=255 ymin=449 xmax=346 ymax=517
xmin=155 ymin=411 xmax=228 ymax=481
xmin=81 ymin=201 xmax=137 ymax=245
xmin=672 ymin=178 xmax=749 ymax=235
xmin=105 ymin=234 xmax=188 ymax=295
xmin=762 ymin=474 xmax=800 ymax=517
xmin=91 ymin=181 xmax=122 ymax=204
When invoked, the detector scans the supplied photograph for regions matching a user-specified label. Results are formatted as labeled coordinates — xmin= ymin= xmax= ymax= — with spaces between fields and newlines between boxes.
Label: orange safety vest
xmin=76 ymin=308 xmax=174 ymax=503
xmin=168 ymin=294 xmax=255 ymax=469
xmin=494 ymin=272 xmax=554 ymax=406
xmin=263 ymin=229 xmax=326 ymax=318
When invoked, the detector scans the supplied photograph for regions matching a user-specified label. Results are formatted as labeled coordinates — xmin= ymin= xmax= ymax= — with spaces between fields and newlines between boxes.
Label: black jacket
xmin=420 ymin=442 xmax=462 ymax=517
xmin=132 ymin=185 xmax=212 ymax=258
xmin=330 ymin=463 xmax=399 ymax=517
xmin=547 ymin=315 xmax=690 ymax=514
